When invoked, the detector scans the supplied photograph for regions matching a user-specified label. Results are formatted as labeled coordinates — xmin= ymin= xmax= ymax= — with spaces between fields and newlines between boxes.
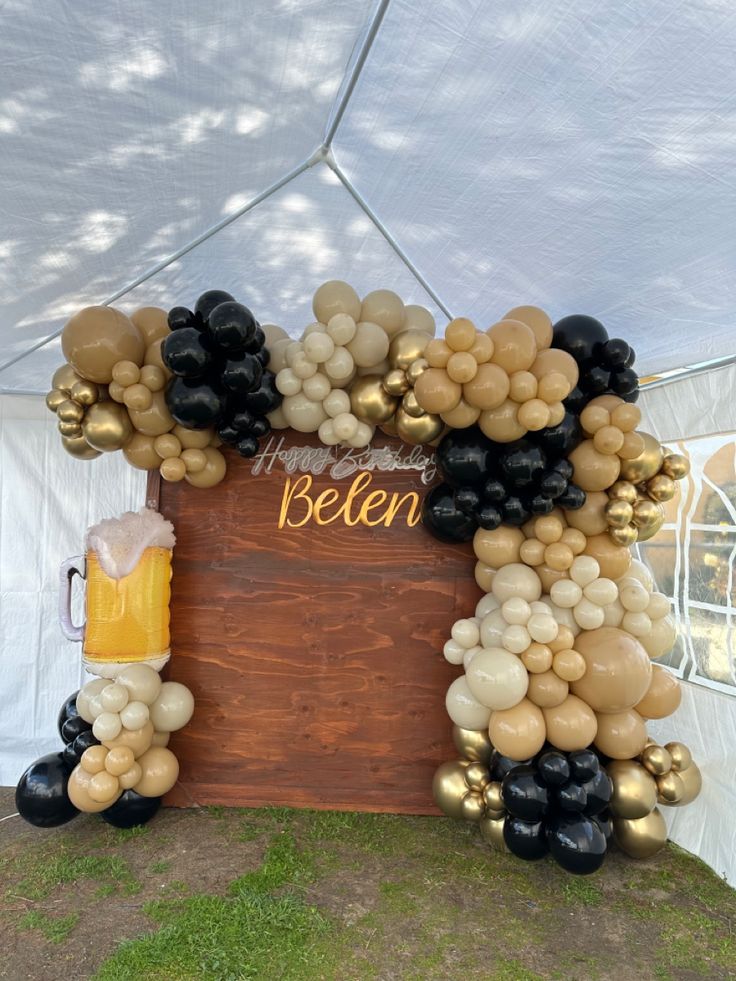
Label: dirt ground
xmin=1 ymin=786 xmax=735 ymax=981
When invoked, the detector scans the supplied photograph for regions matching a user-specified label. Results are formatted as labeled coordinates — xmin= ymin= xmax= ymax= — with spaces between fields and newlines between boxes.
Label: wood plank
xmin=160 ymin=432 xmax=480 ymax=814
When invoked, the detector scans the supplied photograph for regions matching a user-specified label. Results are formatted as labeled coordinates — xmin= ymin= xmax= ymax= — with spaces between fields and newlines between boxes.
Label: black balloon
xmin=163 ymin=327 xmax=212 ymax=377
xmin=63 ymin=730 xmax=100 ymax=769
xmin=221 ymin=352 xmax=263 ymax=395
xmin=194 ymin=289 xmax=235 ymax=322
xmin=168 ymin=306 xmax=198 ymax=332
xmin=553 ymin=315 xmax=608 ymax=364
xmin=499 ymin=440 xmax=546 ymax=488
xmin=537 ymin=750 xmax=570 ymax=787
xmin=15 ymin=753 xmax=79 ymax=828
xmin=503 ymin=816 xmax=549 ymax=861
xmin=237 ymin=435 xmax=259 ymax=458
xmin=581 ymin=769 xmax=613 ymax=817
xmin=166 ymin=376 xmax=225 ymax=429
xmin=546 ymin=813 xmax=607 ymax=875
xmin=60 ymin=715 xmax=92 ymax=745
xmin=435 ymin=427 xmax=495 ymax=488
xmin=568 ymin=749 xmax=600 ymax=782
xmin=100 ymin=790 xmax=162 ymax=829
xmin=534 ymin=412 xmax=582 ymax=457
xmin=421 ymin=483 xmax=476 ymax=543
xmin=208 ymin=301 xmax=257 ymax=352
xmin=490 ymin=752 xmax=530 ymax=782
xmin=502 ymin=765 xmax=549 ymax=822
xmin=57 ymin=690 xmax=80 ymax=739
xmin=556 ymin=779 xmax=588 ymax=812
xmin=241 ymin=371 xmax=282 ymax=415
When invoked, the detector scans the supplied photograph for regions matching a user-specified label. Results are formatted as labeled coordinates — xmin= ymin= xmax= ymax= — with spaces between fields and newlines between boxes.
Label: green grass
xmin=13 ymin=851 xmax=141 ymax=901
xmin=20 ymin=910 xmax=79 ymax=944
xmin=149 ymin=860 xmax=172 ymax=875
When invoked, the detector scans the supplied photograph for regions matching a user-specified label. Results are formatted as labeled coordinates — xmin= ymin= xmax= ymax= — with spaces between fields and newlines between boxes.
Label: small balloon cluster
xmin=432 ymin=314 xmax=700 ymax=873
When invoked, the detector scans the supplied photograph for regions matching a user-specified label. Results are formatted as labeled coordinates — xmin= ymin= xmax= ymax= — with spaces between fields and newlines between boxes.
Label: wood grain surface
xmin=160 ymin=432 xmax=480 ymax=814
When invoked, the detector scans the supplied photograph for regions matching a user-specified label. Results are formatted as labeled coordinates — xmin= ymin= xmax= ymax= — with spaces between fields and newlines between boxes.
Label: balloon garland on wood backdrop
xmin=33 ymin=286 xmax=701 ymax=864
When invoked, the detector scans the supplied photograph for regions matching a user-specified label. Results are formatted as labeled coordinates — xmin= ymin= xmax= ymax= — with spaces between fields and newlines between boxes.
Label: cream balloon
xmin=465 ymin=648 xmax=529 ymax=710
xmin=76 ymin=679 xmax=111 ymax=723
xmin=445 ymin=676 xmax=492 ymax=730
xmin=149 ymin=681 xmax=195 ymax=732
xmin=117 ymin=664 xmax=162 ymax=705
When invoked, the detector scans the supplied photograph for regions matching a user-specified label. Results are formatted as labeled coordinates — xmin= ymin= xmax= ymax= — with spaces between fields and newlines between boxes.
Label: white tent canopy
xmin=1 ymin=0 xmax=736 ymax=882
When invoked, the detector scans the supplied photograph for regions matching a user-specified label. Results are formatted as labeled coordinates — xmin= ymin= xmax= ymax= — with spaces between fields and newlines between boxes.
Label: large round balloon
xmin=501 ymin=765 xmax=549 ymax=822
xmin=435 ymin=427 xmax=495 ymax=488
xmin=61 ymin=306 xmax=145 ymax=383
xmin=100 ymin=790 xmax=162 ymax=828
xmin=553 ymin=315 xmax=608 ymax=365
xmin=166 ymin=376 xmax=225 ymax=429
xmin=572 ymin=627 xmax=652 ymax=713
xmin=546 ymin=812 xmax=607 ymax=875
xmin=503 ymin=815 xmax=548 ymax=861
xmin=421 ymin=483 xmax=477 ymax=543
xmin=15 ymin=752 xmax=79 ymax=828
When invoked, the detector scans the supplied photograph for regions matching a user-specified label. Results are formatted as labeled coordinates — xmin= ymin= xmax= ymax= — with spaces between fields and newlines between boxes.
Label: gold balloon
xmin=479 ymin=815 xmax=508 ymax=851
xmin=464 ymin=762 xmax=490 ymax=792
xmin=382 ymin=368 xmax=409 ymax=397
xmin=350 ymin=375 xmax=399 ymax=424
xmin=483 ymin=781 xmax=504 ymax=813
xmin=46 ymin=388 xmax=67 ymax=413
xmin=607 ymin=759 xmax=658 ymax=819
xmin=394 ymin=406 xmax=443 ymax=445
xmin=609 ymin=525 xmax=639 ymax=547
xmin=461 ymin=790 xmax=485 ymax=822
xmin=406 ymin=357 xmax=429 ymax=386
xmin=452 ymin=725 xmax=492 ymax=763
xmin=401 ymin=390 xmax=424 ymax=418
xmin=82 ymin=402 xmax=134 ymax=452
xmin=662 ymin=453 xmax=690 ymax=480
xmin=52 ymin=363 xmax=82 ymax=393
xmin=633 ymin=501 xmax=665 ymax=541
xmin=613 ymin=808 xmax=667 ymax=859
xmin=605 ymin=498 xmax=634 ymax=528
xmin=640 ymin=744 xmax=673 ymax=776
xmin=668 ymin=762 xmax=702 ymax=806
xmin=432 ymin=760 xmax=470 ymax=819
xmin=647 ymin=474 xmax=677 ymax=503
xmin=619 ymin=432 xmax=664 ymax=483
xmin=665 ymin=741 xmax=692 ymax=772
xmin=58 ymin=420 xmax=83 ymax=438
xmin=388 ymin=329 xmax=429 ymax=371
xmin=61 ymin=434 xmax=102 ymax=460
xmin=70 ymin=380 xmax=100 ymax=406
xmin=609 ymin=480 xmax=638 ymax=504
xmin=656 ymin=771 xmax=684 ymax=804
xmin=57 ymin=399 xmax=85 ymax=424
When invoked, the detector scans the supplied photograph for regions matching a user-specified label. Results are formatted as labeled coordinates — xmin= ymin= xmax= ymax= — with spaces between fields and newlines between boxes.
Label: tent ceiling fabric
xmin=1 ymin=0 xmax=735 ymax=393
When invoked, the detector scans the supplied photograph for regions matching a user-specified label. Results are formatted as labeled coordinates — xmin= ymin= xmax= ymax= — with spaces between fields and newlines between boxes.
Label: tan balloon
xmin=89 ymin=770 xmax=120 ymax=803
xmin=105 ymin=745 xmax=136 ymax=776
xmin=543 ymin=695 xmax=597 ymax=751
xmin=185 ymin=447 xmax=227 ymax=488
xmin=173 ymin=424 xmax=211 ymax=450
xmin=572 ymin=627 xmax=652 ymax=713
xmin=414 ymin=367 xmax=462 ymax=414
xmin=151 ymin=730 xmax=171 ymax=747
xmin=583 ymin=533 xmax=632 ymax=580
xmin=641 ymin=615 xmax=676 ymax=660
xmin=564 ymin=492 xmax=608 ymax=536
xmin=508 ymin=370 xmax=538 ymax=403
xmin=522 ymin=643 xmax=553 ymax=674
xmin=527 ymin=670 xmax=569 ymax=708
xmin=447 ymin=351 xmax=478 ymax=384
xmin=569 ymin=440 xmax=621 ymax=492
xmin=80 ymin=745 xmax=108 ymax=774
xmin=487 ymin=320 xmax=536 ymax=372
xmin=440 ymin=399 xmax=480 ymax=428
xmin=350 ymin=375 xmax=398 ymax=424
xmin=67 ymin=765 xmax=122 ymax=813
xmin=144 ymin=337 xmax=168 ymax=372
xmin=425 ymin=338 xmax=452 ymax=368
xmin=537 ymin=564 xmax=568 ymax=593
xmin=473 ymin=525 xmax=525 ymax=568
xmin=62 ymin=306 xmax=145 ymax=383
xmin=82 ymin=402 xmax=134 ymax=452
xmin=607 ymin=759 xmax=658 ymax=818
xmin=118 ymin=762 xmax=143 ymax=790
xmin=133 ymin=746 xmax=180 ymax=797
xmin=61 ymin=433 xmax=102 ymax=460
xmin=463 ymin=364 xmax=511 ymax=411
xmin=502 ymin=306 xmax=552 ymax=350
xmin=552 ymin=649 xmax=586 ymax=682
xmin=489 ymin=698 xmax=546 ymax=761
xmin=122 ymin=437 xmax=157 ymax=479
xmin=103 ymin=720 xmax=154 ymax=759
xmin=478 ymin=399 xmax=526 ymax=443
xmin=127 ymin=390 xmax=174 ymax=437
xmin=475 ymin=560 xmax=495 ymax=592
xmin=634 ymin=665 xmax=682 ymax=719
xmin=452 ymin=725 xmax=493 ymax=764
xmin=361 ymin=289 xmax=405 ymax=337
xmin=530 ymin=348 xmax=579 ymax=388
xmin=313 ymin=280 xmax=361 ymax=324
xmin=619 ymin=432 xmax=664 ymax=483
xmin=432 ymin=760 xmax=470 ymax=819
xmin=445 ymin=318 xmax=477 ymax=352
xmin=613 ymin=808 xmax=667 ymax=859
xmin=131 ymin=307 xmax=170 ymax=345
xmin=594 ymin=709 xmax=647 ymax=759
xmin=469 ymin=332 xmax=493 ymax=364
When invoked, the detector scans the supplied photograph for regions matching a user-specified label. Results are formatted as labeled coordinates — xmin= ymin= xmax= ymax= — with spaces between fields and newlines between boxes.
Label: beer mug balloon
xmin=60 ymin=509 xmax=175 ymax=678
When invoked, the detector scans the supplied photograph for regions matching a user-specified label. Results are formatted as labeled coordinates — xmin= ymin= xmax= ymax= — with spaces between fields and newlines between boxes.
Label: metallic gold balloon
xmin=382 ymin=368 xmax=409 ymax=397
xmin=61 ymin=434 xmax=102 ymax=460
xmin=668 ymin=762 xmax=702 ymax=806
xmin=46 ymin=388 xmax=67 ymax=413
xmin=379 ymin=420 xmax=398 ymax=437
xmin=607 ymin=759 xmax=658 ymax=819
xmin=606 ymin=499 xmax=634 ymax=528
xmin=401 ymin=390 xmax=424 ymax=418
xmin=662 ymin=453 xmax=690 ymax=480
xmin=609 ymin=480 xmax=638 ymax=504
xmin=461 ymin=790 xmax=485 ymax=822
xmin=58 ymin=420 xmax=83 ymax=438
xmin=452 ymin=725 xmax=492 ymax=763
xmin=479 ymin=815 xmax=508 ymax=851
xmin=613 ymin=808 xmax=667 ymax=859
xmin=619 ymin=432 xmax=664 ymax=483
xmin=350 ymin=375 xmax=399 ymax=424
xmin=464 ymin=762 xmax=490 ymax=792
xmin=640 ymin=744 xmax=672 ymax=776
xmin=609 ymin=525 xmax=639 ymax=547
xmin=57 ymin=399 xmax=85 ymax=424
xmin=406 ymin=357 xmax=429 ymax=386
xmin=70 ymin=380 xmax=100 ymax=406
xmin=483 ymin=781 xmax=504 ymax=813
xmin=395 ymin=406 xmax=443 ymax=445
xmin=656 ymin=770 xmax=684 ymax=804
xmin=647 ymin=474 xmax=677 ymax=503
xmin=52 ymin=363 xmax=81 ymax=394
xmin=82 ymin=402 xmax=134 ymax=452
xmin=633 ymin=499 xmax=665 ymax=541
xmin=389 ymin=329 xmax=429 ymax=371
xmin=432 ymin=760 xmax=469 ymax=819
xmin=665 ymin=741 xmax=692 ymax=773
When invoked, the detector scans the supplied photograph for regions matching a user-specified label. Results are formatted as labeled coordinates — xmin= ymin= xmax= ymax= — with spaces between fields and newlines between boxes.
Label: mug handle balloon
xmin=59 ymin=555 xmax=86 ymax=642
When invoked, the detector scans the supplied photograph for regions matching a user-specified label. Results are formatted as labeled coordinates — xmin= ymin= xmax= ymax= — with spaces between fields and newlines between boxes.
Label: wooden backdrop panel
xmin=160 ymin=433 xmax=480 ymax=814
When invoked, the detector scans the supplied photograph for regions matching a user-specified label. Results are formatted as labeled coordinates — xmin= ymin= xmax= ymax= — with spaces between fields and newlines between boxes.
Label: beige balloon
xmin=67 ymin=764 xmax=122 ymax=813
xmin=529 ymin=348 xmax=579 ymax=388
xmin=462 ymin=364 xmax=510 ymax=410
xmin=117 ymin=664 xmax=162 ymax=704
xmin=594 ymin=709 xmax=648 ymax=759
xmin=131 ymin=307 xmax=170 ymax=345
xmin=127 ymin=390 xmax=175 ymax=437
xmin=313 ymin=280 xmax=362 ymax=324
xmin=62 ymin=306 xmax=145 ymax=383
xmin=103 ymin=719 xmax=155 ymax=759
xmin=446 ymin=677 xmax=492 ymax=730
xmin=487 ymin=320 xmax=536 ymax=373
xmin=488 ymin=698 xmax=546 ymax=760
xmin=133 ymin=746 xmax=180 ymax=797
xmin=473 ymin=525 xmax=525 ymax=568
xmin=150 ymin=681 xmax=195 ymax=732
xmin=123 ymin=432 xmax=161 ymax=470
xmin=403 ymin=304 xmax=436 ymax=336
xmin=465 ymin=648 xmax=529 ymax=710
xmin=527 ymin=670 xmax=569 ymax=709
xmin=173 ymin=425 xmax=211 ymax=450
xmin=360 ymin=289 xmax=405 ymax=337
xmin=414 ymin=367 xmax=462 ymax=414
xmin=634 ymin=664 xmax=682 ymax=719
xmin=583 ymin=533 xmax=632 ymax=581
xmin=641 ymin=615 xmax=676 ymax=660
xmin=543 ymin=694 xmax=598 ymax=751
xmin=478 ymin=400 xmax=526 ymax=443
xmin=503 ymin=306 xmax=552 ymax=350
xmin=345 ymin=322 xmax=390 ymax=369
xmin=572 ymin=627 xmax=652 ymax=713
xmin=185 ymin=447 xmax=227 ymax=488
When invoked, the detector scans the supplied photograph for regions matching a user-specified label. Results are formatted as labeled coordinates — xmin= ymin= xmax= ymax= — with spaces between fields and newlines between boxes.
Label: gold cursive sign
xmin=278 ymin=472 xmax=421 ymax=528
